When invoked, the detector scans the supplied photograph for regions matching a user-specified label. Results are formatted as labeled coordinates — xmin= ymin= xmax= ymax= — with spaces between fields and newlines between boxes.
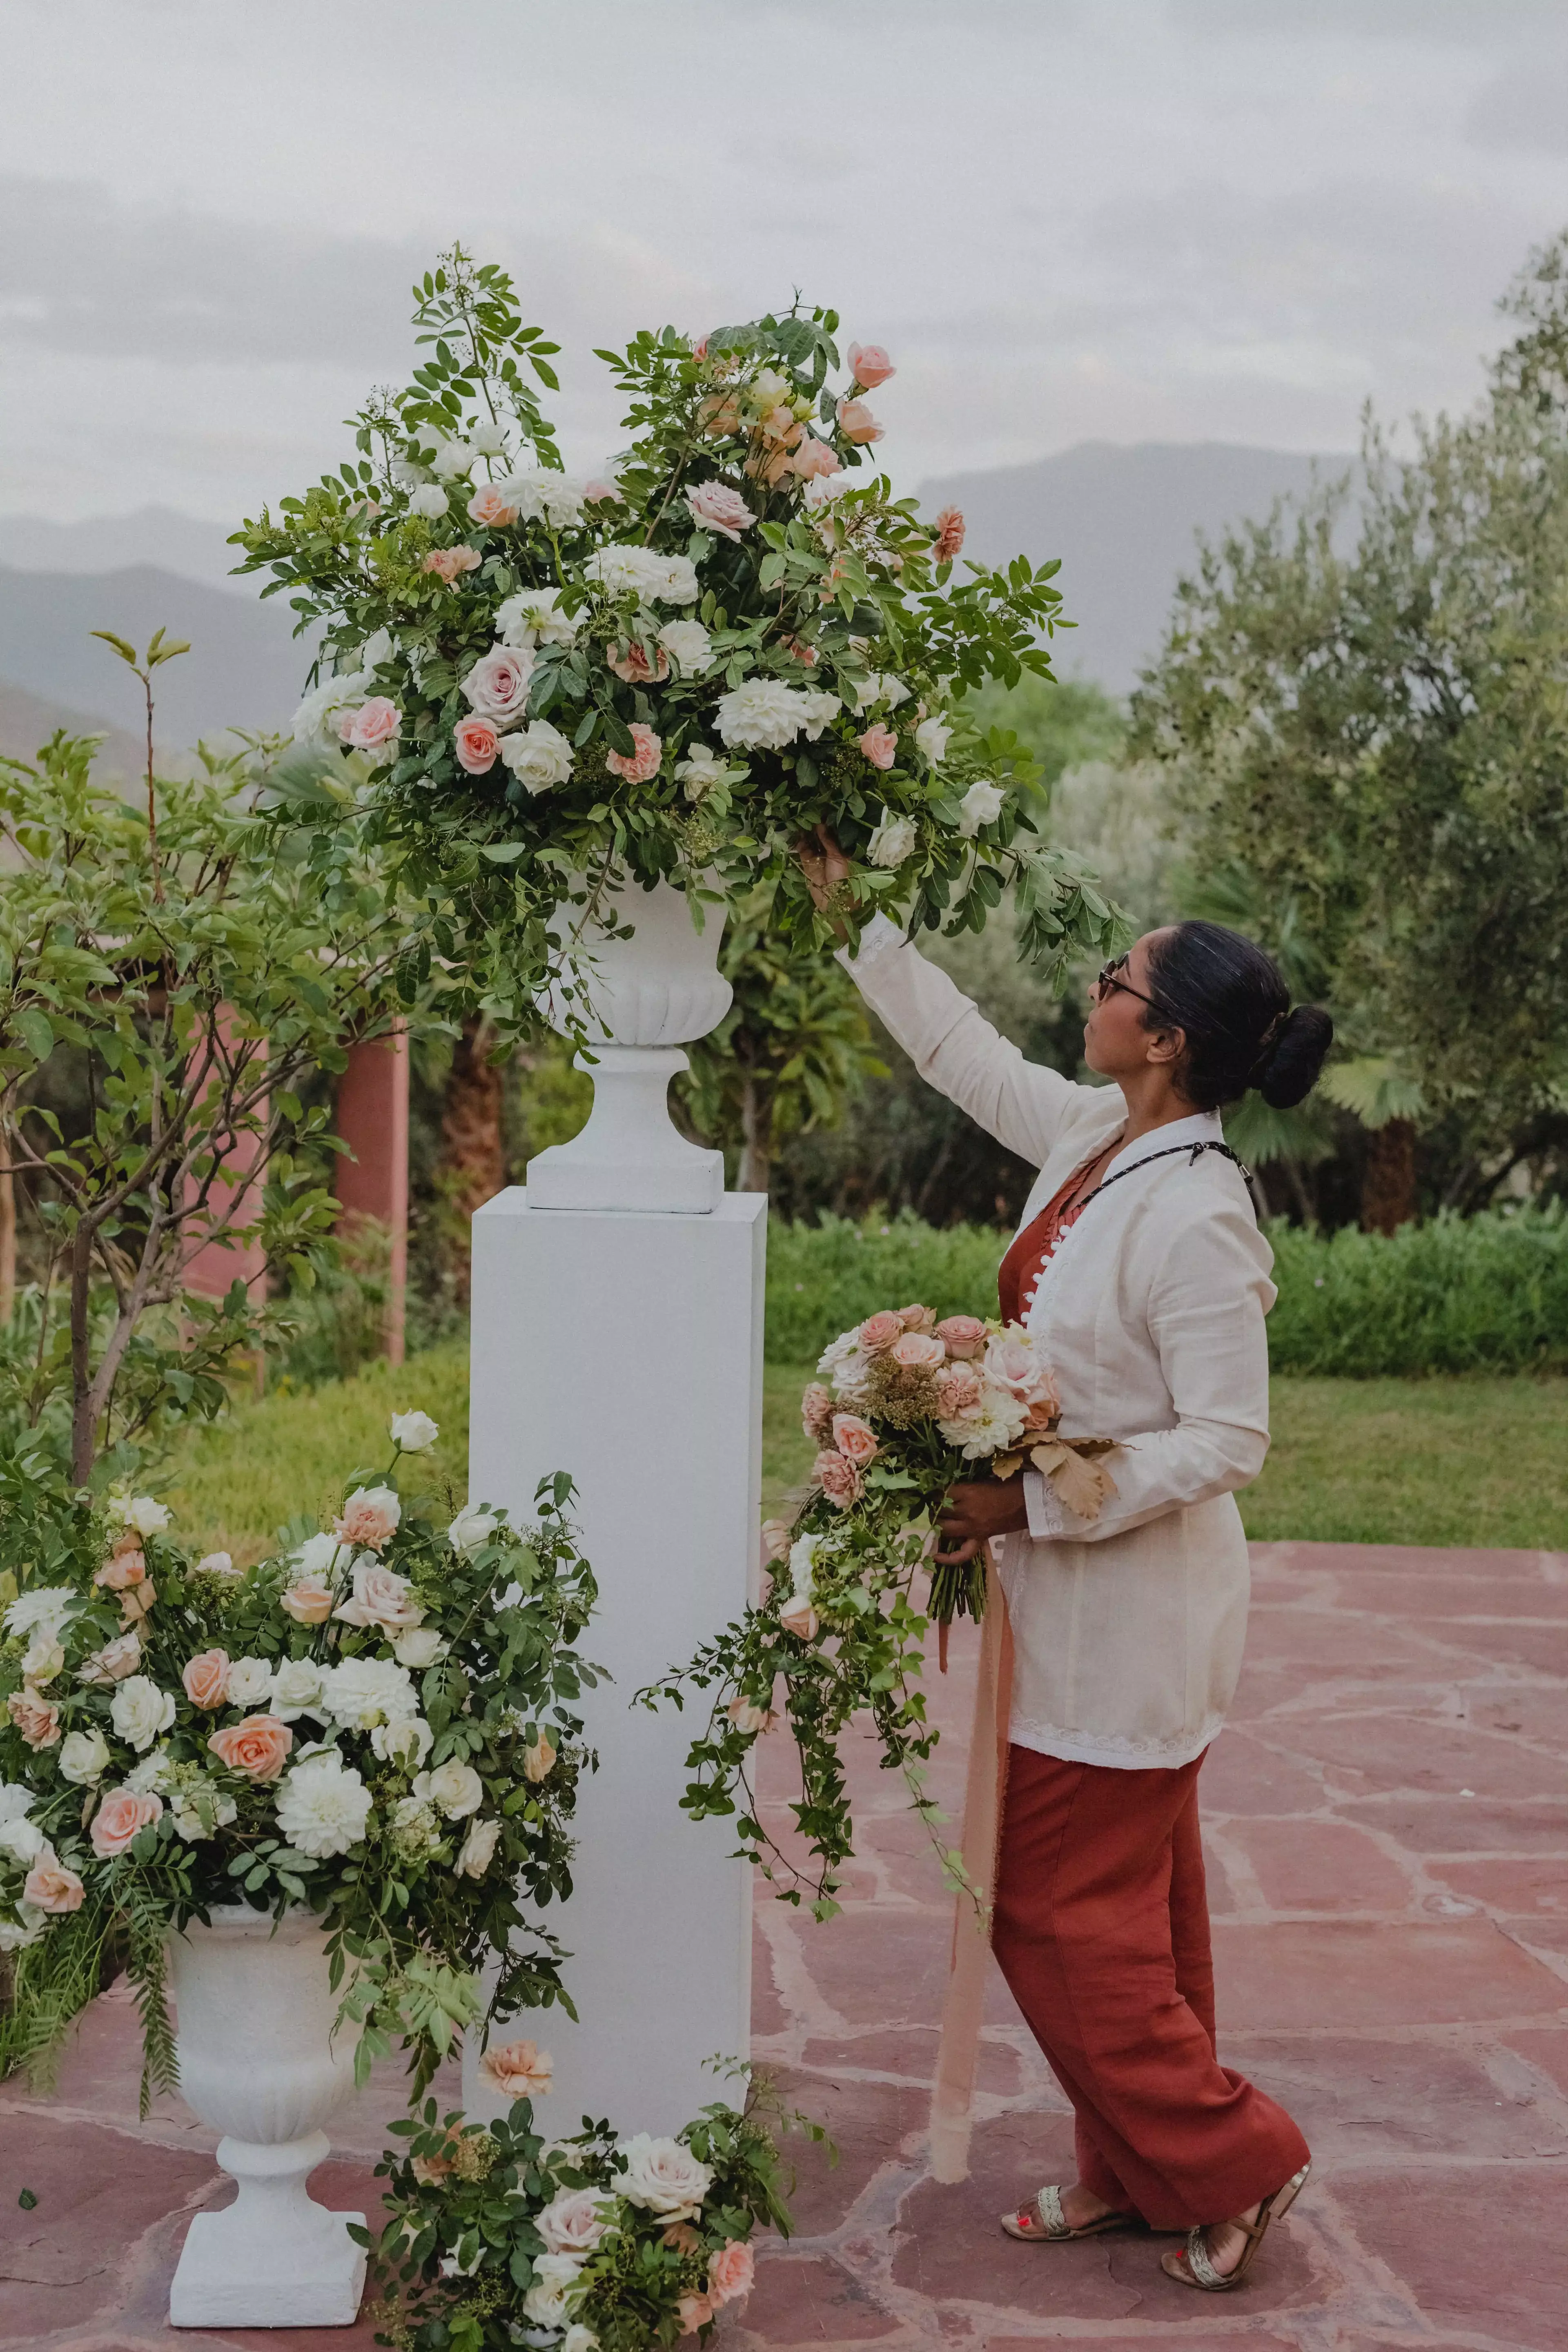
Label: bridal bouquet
xmin=640 ymin=1308 xmax=1117 ymax=1915
xmin=237 ymin=245 xmax=1123 ymax=1043
xmin=0 ymin=1417 xmax=598 ymax=2108
xmin=363 ymin=2078 xmax=800 ymax=2352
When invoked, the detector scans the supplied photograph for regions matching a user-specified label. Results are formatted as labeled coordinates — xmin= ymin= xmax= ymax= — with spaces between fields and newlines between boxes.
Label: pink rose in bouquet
xmin=858 ymin=1310 xmax=903 ymax=1353
xmin=90 ymin=1788 xmax=164 ymax=1857
xmin=333 ymin=1557 xmax=423 ymax=1633
xmin=334 ymin=1487 xmax=401 ymax=1551
xmin=94 ymin=1544 xmax=147 ymax=1592
xmin=453 ymin=716 xmax=500 ymax=775
xmin=898 ymin=1303 xmax=937 ymax=1332
xmin=7 ymin=1692 xmax=60 ymax=1749
xmin=422 ymin=546 xmax=481 ymax=584
xmin=467 ymin=483 xmax=520 ymax=529
xmin=24 ymin=1854 xmax=85 ymax=1913
xmin=281 ymin=1572 xmax=334 ymax=1625
xmin=608 ymin=640 xmax=670 ymax=685
xmin=838 ymin=399 xmax=884 ymax=445
xmin=831 ymin=1413 xmax=879 ymax=1466
xmin=778 ymin=1594 xmax=820 ymax=1639
xmin=814 ymin=1450 xmax=862 ymax=1508
xmin=800 ymin=1383 xmax=835 ymax=1443
xmin=791 ymin=435 xmax=842 ymax=481
xmin=890 ymin=1330 xmax=945 ymax=1372
xmin=934 ymin=1363 xmax=984 ymax=1419
xmin=858 ymin=724 xmax=898 ymax=770
xmin=685 ymin=480 xmax=756 ymax=541
xmin=479 ymin=2037 xmax=553 ymax=2099
xmin=934 ymin=1314 xmax=987 ymax=1359
xmin=984 ymin=1332 xmax=1051 ymax=1403
xmin=461 ymin=648 xmax=533 ymax=722
xmin=209 ymin=1715 xmax=293 ymax=1783
xmin=760 ymin=1518 xmax=792 ymax=1562
xmin=606 ymin=722 xmax=663 ymax=783
xmin=678 ymin=2294 xmax=715 ymax=2334
xmin=341 ymin=696 xmax=401 ymax=752
xmin=932 ymin=505 xmax=966 ymax=561
xmin=181 ymin=1649 xmax=231 ymax=1709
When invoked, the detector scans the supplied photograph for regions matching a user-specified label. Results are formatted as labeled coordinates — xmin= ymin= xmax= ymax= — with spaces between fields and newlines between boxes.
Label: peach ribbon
xmin=928 ymin=1545 xmax=1014 ymax=2183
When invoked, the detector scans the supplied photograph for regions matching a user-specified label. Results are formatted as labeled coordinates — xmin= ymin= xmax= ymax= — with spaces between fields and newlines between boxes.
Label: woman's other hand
xmin=934 ymin=1477 xmax=1031 ymax=1563
xmin=797 ymin=823 xmax=853 ymax=932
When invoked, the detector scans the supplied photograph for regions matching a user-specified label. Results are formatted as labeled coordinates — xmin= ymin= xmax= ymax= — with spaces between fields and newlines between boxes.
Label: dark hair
xmin=1140 ymin=921 xmax=1333 ymax=1112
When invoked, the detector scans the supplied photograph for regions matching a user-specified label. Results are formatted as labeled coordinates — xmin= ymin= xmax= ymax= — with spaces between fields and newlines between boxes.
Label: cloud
xmin=1466 ymin=56 xmax=1568 ymax=154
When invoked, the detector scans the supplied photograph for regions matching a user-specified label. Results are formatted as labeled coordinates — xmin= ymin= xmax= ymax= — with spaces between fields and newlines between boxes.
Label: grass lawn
xmin=166 ymin=1351 xmax=1568 ymax=1558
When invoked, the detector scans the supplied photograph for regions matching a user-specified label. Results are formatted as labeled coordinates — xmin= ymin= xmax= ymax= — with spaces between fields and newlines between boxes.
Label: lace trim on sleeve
xmin=1022 ymin=1468 xmax=1072 ymax=1541
xmin=834 ymin=911 xmax=905 ymax=975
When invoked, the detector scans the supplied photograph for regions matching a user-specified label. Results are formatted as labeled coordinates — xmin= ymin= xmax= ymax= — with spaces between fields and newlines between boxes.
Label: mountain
xmin=0 ymin=681 xmax=145 ymax=779
xmin=917 ymin=441 xmax=1352 ymax=695
xmin=0 ymin=563 xmax=316 ymax=746
xmin=0 ymin=507 xmax=244 ymax=592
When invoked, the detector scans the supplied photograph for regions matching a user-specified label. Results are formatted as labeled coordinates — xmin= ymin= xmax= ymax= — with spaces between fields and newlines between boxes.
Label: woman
xmin=800 ymin=831 xmax=1333 ymax=2294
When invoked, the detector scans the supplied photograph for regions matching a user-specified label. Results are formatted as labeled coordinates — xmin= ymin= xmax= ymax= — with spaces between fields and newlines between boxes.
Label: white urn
xmin=529 ymin=870 xmax=733 ymax=1214
xmin=166 ymin=1904 xmax=365 ymax=2329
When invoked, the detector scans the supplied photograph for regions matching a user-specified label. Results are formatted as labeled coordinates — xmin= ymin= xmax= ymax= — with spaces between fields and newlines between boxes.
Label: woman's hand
xmin=934 ymin=1476 xmax=1031 ymax=1563
xmin=796 ymin=823 xmax=853 ymax=932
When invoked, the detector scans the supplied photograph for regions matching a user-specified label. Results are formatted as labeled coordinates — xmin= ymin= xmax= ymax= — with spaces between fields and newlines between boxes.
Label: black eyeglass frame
xmin=1094 ymin=956 xmax=1165 ymax=1016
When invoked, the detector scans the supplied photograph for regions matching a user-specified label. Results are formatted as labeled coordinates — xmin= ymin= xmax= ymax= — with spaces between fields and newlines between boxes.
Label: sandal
xmin=1000 ymin=2184 xmax=1139 ymax=2242
xmin=1161 ymin=2161 xmax=1311 ymax=2291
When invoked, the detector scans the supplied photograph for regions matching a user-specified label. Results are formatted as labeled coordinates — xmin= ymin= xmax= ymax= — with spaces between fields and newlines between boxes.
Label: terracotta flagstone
xmin=2 ymin=1540 xmax=1566 ymax=2348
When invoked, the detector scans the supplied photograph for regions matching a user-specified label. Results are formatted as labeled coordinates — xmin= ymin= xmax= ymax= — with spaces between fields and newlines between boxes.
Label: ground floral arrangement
xmin=0 ymin=1414 xmax=598 ymax=2107
xmin=642 ymin=1307 xmax=1117 ymax=1915
xmin=363 ymin=2074 xmax=809 ymax=2352
xmin=238 ymin=245 xmax=1122 ymax=1042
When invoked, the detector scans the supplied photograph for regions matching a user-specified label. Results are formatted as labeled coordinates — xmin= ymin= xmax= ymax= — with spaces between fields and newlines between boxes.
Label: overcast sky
xmin=2 ymin=0 xmax=1565 ymax=524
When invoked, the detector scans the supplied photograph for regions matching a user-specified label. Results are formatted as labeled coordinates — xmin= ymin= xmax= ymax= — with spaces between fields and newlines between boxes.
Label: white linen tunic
xmin=840 ymin=915 xmax=1276 ymax=1771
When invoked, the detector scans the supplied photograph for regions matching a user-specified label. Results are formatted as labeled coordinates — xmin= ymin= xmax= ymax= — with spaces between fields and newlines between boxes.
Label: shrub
xmin=765 ymin=1212 xmax=1007 ymax=1363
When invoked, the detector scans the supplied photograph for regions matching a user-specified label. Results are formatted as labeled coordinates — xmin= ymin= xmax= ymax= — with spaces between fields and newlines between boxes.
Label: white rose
xmin=171 ymin=1786 xmax=237 ymax=1841
xmin=390 ymin=1410 xmax=440 ymax=1453
xmin=496 ymin=587 xmax=579 ymax=649
xmin=109 ymin=1494 xmax=170 ymax=1538
xmin=617 ymin=2133 xmax=714 ymax=2220
xmin=714 ymin=679 xmax=815 ymax=751
xmin=675 ymin=743 xmax=742 ymax=803
xmin=798 ymin=689 xmax=843 ymax=741
xmin=0 ymin=1783 xmax=34 ymax=1824
xmin=957 ymin=779 xmax=1007 ymax=836
xmin=656 ymin=619 xmax=714 ymax=675
xmin=407 ymin=483 xmax=450 ymax=519
xmin=787 ymin=1533 xmax=820 ymax=1601
xmin=561 ymin=2328 xmax=599 ymax=2352
xmin=646 ymin=552 xmax=699 ymax=604
xmin=413 ymin=1759 xmax=484 ymax=1820
xmin=748 ymin=368 xmax=790 ymax=411
xmin=430 ymin=439 xmax=476 ymax=481
xmin=498 ymin=719 xmax=573 ymax=795
xmin=915 ymin=716 xmax=952 ymax=765
xmin=454 ymin=1816 xmax=501 ymax=1878
xmin=391 ymin=458 xmax=429 ymax=488
xmin=109 ymin=1675 xmax=177 ymax=1752
xmin=851 ymin=672 xmax=907 ymax=713
xmin=225 ymin=1657 xmax=275 ymax=1708
xmin=21 ymin=1636 xmax=64 ymax=1685
xmin=323 ymin=1657 xmax=418 ymax=1731
xmin=867 ymin=811 xmax=918 ymax=869
xmin=125 ymin=1751 xmax=171 ymax=1794
xmin=469 ymin=420 xmax=509 ymax=456
xmin=290 ymin=1531 xmax=344 ymax=1581
xmin=0 ymin=1815 xmax=46 ymax=1866
xmin=0 ymin=1907 xmax=47 ymax=1953
xmin=269 ymin=1659 xmax=330 ymax=1724
xmin=356 ymin=628 xmax=393 ymax=677
xmin=447 ymin=1505 xmax=499 ymax=1557
xmin=371 ymin=1714 xmax=434 ymax=1769
xmin=194 ymin=1551 xmax=238 ymax=1579
xmin=522 ymin=2250 xmax=585 ymax=2326
xmin=58 ymin=1729 xmax=111 ymax=1786
xmin=391 ymin=1626 xmax=448 ymax=1670
xmin=274 ymin=1755 xmax=373 ymax=1860
xmin=4 ymin=1588 xmax=76 ymax=1642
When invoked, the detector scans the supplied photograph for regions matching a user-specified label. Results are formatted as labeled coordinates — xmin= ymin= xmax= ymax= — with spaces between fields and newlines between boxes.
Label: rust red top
xmin=996 ymin=1158 xmax=1102 ymax=1326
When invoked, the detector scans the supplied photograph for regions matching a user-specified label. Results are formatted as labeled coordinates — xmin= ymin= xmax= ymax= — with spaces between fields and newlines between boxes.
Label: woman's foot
xmin=1160 ymin=2202 xmax=1260 ymax=2284
xmin=1058 ymin=2183 xmax=1121 ymax=2231
xmin=1000 ymin=2180 xmax=1136 ymax=2241
xmin=1161 ymin=2163 xmax=1311 ymax=2290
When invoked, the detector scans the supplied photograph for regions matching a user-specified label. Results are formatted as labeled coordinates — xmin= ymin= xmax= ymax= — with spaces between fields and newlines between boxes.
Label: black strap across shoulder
xmin=1071 ymin=1137 xmax=1250 ymax=1221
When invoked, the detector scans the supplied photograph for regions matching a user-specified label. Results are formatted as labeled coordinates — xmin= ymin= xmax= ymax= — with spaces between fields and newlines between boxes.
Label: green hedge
xmin=764 ymin=1206 xmax=1568 ymax=1376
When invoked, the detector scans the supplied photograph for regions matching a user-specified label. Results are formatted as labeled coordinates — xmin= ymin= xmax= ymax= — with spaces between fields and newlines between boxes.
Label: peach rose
xmin=7 ymin=1691 xmax=60 ymax=1749
xmin=677 ymin=2294 xmax=715 ymax=2335
xmin=934 ymin=1315 xmax=987 ymax=1360
xmin=708 ymin=2239 xmax=755 ymax=2306
xmin=479 ymin=2037 xmax=553 ymax=2099
xmin=778 ymin=1595 xmax=820 ymax=1640
xmin=727 ymin=1696 xmax=776 ymax=1736
xmin=791 ymin=436 xmax=842 ymax=481
xmin=422 ymin=546 xmax=481 ymax=584
xmin=858 ymin=724 xmax=898 ymax=770
xmin=848 ymin=343 xmax=895 ymax=388
xmin=606 ymin=722 xmax=663 ymax=784
xmin=898 ymin=1303 xmax=937 ymax=1332
xmin=334 ymin=1488 xmax=401 ymax=1552
xmin=813 ymin=1450 xmax=861 ymax=1508
xmin=858 ymin=1310 xmax=904 ymax=1354
xmin=662 ymin=2221 xmax=701 ymax=2255
xmin=800 ymin=1383 xmax=835 ymax=1443
xmin=1022 ymin=1386 xmax=1060 ymax=1434
xmin=23 ymin=1852 xmax=84 ymax=1914
xmin=182 ymin=1649 xmax=230 ymax=1709
xmin=935 ymin=1364 xmax=984 ymax=1418
xmin=608 ymin=640 xmax=670 ymax=685
xmin=95 ymin=1546 xmax=146 ymax=1592
xmin=838 ymin=399 xmax=884 ymax=445
xmin=890 ymin=1331 xmax=945 ymax=1372
xmin=412 ymin=2144 xmax=459 ymax=2185
xmin=454 ymin=716 xmax=499 ymax=775
xmin=209 ymin=1714 xmax=293 ymax=1783
xmin=760 ymin=1518 xmax=793 ymax=1563
xmin=78 ymin=1631 xmax=141 ymax=1684
xmin=782 ymin=633 xmax=819 ymax=666
xmin=90 ymin=1787 xmax=164 ymax=1858
xmin=523 ymin=1734 xmax=557 ymax=1783
xmin=281 ymin=1573 xmax=334 ymax=1626
xmin=831 ymin=1414 xmax=879 ymax=1467
xmin=118 ymin=1579 xmax=157 ymax=1627
xmin=342 ymin=696 xmax=401 ymax=752
xmin=699 ymin=392 xmax=744 ymax=437
xmin=932 ymin=506 xmax=965 ymax=561
xmin=468 ymin=483 xmax=520 ymax=528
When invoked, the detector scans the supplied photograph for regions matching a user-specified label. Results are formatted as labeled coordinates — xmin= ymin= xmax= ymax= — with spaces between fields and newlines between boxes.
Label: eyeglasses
xmin=1094 ymin=956 xmax=1162 ymax=1014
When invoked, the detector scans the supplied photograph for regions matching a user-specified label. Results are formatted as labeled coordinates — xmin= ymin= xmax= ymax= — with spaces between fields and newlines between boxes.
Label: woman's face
xmin=1083 ymin=928 xmax=1181 ymax=1081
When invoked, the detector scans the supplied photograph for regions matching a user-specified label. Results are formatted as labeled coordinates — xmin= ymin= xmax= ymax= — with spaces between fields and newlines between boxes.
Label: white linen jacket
xmin=841 ymin=915 xmax=1276 ymax=1769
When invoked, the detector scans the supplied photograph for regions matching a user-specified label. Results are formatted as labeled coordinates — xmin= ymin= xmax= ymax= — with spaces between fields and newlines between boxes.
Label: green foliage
xmin=963 ymin=673 xmax=1127 ymax=786
xmin=764 ymin=1213 xmax=1009 ymax=1362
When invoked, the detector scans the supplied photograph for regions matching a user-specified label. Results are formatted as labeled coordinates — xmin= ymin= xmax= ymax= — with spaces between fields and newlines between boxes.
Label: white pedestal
xmin=170 ymin=2137 xmax=365 ymax=2328
xmin=464 ymin=1188 xmax=764 ymax=2134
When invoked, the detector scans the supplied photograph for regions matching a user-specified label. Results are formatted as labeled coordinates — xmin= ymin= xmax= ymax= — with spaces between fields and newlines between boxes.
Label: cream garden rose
xmin=617 ymin=2134 xmax=714 ymax=2221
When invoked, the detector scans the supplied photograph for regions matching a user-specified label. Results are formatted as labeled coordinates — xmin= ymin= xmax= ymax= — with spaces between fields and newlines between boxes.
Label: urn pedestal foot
xmin=169 ymin=2130 xmax=365 ymax=2328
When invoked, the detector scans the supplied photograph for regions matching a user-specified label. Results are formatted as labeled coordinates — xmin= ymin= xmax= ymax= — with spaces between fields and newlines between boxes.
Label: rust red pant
xmin=991 ymin=1744 xmax=1309 ymax=2231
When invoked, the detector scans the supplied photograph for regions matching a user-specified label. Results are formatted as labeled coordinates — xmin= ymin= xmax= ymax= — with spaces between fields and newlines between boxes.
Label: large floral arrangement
xmin=640 ymin=1308 xmax=1116 ymax=1916
xmin=363 ymin=2077 xmax=803 ymax=2352
xmin=0 ymin=1415 xmax=597 ymax=2107
xmin=237 ymin=245 xmax=1122 ymax=1040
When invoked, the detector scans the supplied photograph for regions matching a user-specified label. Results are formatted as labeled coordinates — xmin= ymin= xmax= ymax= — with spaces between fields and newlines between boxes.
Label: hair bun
xmin=1256 ymin=1004 xmax=1334 ymax=1109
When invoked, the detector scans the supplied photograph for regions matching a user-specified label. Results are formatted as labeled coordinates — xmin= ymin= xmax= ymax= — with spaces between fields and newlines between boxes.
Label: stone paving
xmin=3 ymin=1541 xmax=1566 ymax=2351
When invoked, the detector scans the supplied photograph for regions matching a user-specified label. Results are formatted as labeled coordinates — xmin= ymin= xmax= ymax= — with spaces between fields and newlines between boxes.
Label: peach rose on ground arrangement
xmin=858 ymin=723 xmax=898 ymax=769
xmin=7 ymin=1692 xmax=60 ymax=1749
xmin=831 ymin=1413 xmax=879 ymax=1466
xmin=23 ymin=1853 xmax=85 ymax=1913
xmin=90 ymin=1788 xmax=164 ymax=1857
xmin=181 ymin=1649 xmax=230 ymax=1708
xmin=208 ymin=1714 xmax=294 ymax=1782
xmin=707 ymin=2238 xmax=756 ymax=2305
xmin=480 ymin=2037 xmax=555 ymax=2099
xmin=333 ymin=1486 xmax=401 ymax=1550
xmin=605 ymin=721 xmax=663 ymax=782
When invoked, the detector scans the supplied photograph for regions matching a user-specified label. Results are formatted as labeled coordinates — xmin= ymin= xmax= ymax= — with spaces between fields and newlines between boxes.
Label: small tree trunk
xmin=0 ymin=1160 xmax=14 ymax=1326
xmin=70 ymin=1226 xmax=96 ymax=1485
xmin=439 ymin=1016 xmax=506 ymax=1304
xmin=736 ymin=1075 xmax=772 ymax=1195
xmin=1361 ymin=1117 xmax=1418 ymax=1235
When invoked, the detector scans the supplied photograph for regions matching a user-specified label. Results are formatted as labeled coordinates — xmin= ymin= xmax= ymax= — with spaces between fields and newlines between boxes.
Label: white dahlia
xmin=322 ymin=1656 xmax=418 ymax=1731
xmin=714 ymin=679 xmax=814 ymax=751
xmin=274 ymin=1755 xmax=372 ymax=1859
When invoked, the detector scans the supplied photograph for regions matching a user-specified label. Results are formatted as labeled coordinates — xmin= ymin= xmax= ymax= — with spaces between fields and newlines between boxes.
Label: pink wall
xmin=333 ymin=1022 xmax=410 ymax=1366
xmin=183 ymin=1007 xmax=267 ymax=1303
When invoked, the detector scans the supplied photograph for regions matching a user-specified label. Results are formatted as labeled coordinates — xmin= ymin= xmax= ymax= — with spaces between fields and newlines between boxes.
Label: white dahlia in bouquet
xmin=641 ymin=1307 xmax=1117 ymax=1915
xmin=236 ymin=245 xmax=1121 ymax=1042
xmin=0 ymin=1424 xmax=597 ymax=2109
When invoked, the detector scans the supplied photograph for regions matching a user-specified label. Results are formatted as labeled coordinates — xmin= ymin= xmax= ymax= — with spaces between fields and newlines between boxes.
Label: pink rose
xmin=685 ymin=480 xmax=756 ymax=542
xmin=858 ymin=1311 xmax=904 ymax=1354
xmin=898 ymin=1303 xmax=937 ymax=1332
xmin=608 ymin=640 xmax=670 ymax=685
xmin=933 ymin=506 xmax=965 ymax=562
xmin=23 ymin=1853 xmax=84 ymax=1914
xmin=539 ymin=2187 xmax=612 ymax=2256
xmin=182 ymin=1649 xmax=231 ymax=1709
xmin=95 ymin=1546 xmax=147 ymax=1592
xmin=90 ymin=1787 xmax=164 ymax=1858
xmin=281 ymin=1573 xmax=334 ymax=1626
xmin=606 ymin=723 xmax=663 ymax=784
xmin=411 ymin=2143 xmax=459 ymax=2185
xmin=707 ymin=2240 xmax=755 ymax=2306
xmin=692 ymin=336 xmax=710 ymax=361
xmin=814 ymin=1450 xmax=862 ymax=1508
xmin=890 ymin=1331 xmax=946 ymax=1372
xmin=78 ymin=1631 xmax=141 ymax=1684
xmin=858 ymin=724 xmax=898 ymax=771
xmin=984 ymin=1334 xmax=1051 ymax=1402
xmin=461 ymin=648 xmax=533 ymax=722
xmin=934 ymin=1315 xmax=987 ymax=1359
xmin=727 ymin=1696 xmax=776 ymax=1736
xmin=838 ymin=399 xmax=884 ymax=445
xmin=778 ymin=1595 xmax=820 ymax=1640
xmin=422 ymin=546 xmax=481 ymax=584
xmin=792 ymin=436 xmax=842 ymax=481
xmin=8 ymin=1691 xmax=60 ymax=1749
xmin=800 ymin=1383 xmax=835 ymax=1443
xmin=209 ymin=1715 xmax=293 ymax=1784
xmin=678 ymin=2294 xmax=715 ymax=2335
xmin=782 ymin=633 xmax=819 ymax=667
xmin=831 ymin=1414 xmax=879 ymax=1467
xmin=700 ymin=392 xmax=744 ymax=438
xmin=935 ymin=1364 xmax=984 ymax=1418
xmin=584 ymin=476 xmax=622 ymax=503
xmin=333 ymin=1558 xmax=424 ymax=1633
xmin=334 ymin=1487 xmax=401 ymax=1552
xmin=454 ymin=716 xmax=499 ymax=775
xmin=467 ymin=483 xmax=520 ymax=529
xmin=341 ymin=696 xmax=401 ymax=752
xmin=479 ymin=2037 xmax=553 ymax=2099
xmin=760 ymin=1518 xmax=793 ymax=1563
xmin=848 ymin=343 xmax=896 ymax=389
